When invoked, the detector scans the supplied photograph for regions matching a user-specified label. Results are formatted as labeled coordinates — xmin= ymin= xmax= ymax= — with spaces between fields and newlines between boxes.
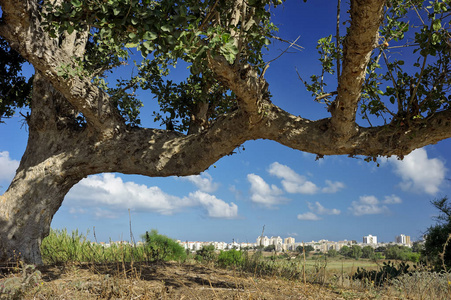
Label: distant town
xmin=175 ymin=234 xmax=414 ymax=252
xmin=95 ymin=233 xmax=417 ymax=252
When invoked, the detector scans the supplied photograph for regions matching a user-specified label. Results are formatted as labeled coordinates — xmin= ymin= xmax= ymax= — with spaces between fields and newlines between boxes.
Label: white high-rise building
xmin=363 ymin=234 xmax=377 ymax=245
xmin=271 ymin=236 xmax=283 ymax=251
xmin=256 ymin=236 xmax=270 ymax=247
xmin=396 ymin=234 xmax=411 ymax=246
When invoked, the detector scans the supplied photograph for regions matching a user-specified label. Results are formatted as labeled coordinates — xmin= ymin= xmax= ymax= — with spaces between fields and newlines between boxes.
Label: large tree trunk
xmin=0 ymin=73 xmax=88 ymax=264
xmin=0 ymin=159 xmax=81 ymax=264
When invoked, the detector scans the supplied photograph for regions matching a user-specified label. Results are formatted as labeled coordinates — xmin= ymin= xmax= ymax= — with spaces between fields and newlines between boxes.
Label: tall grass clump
xmin=40 ymin=228 xmax=102 ymax=264
xmin=41 ymin=228 xmax=170 ymax=264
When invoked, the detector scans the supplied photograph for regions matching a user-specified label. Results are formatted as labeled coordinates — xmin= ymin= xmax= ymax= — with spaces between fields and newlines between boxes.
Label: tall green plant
xmin=141 ymin=229 xmax=186 ymax=262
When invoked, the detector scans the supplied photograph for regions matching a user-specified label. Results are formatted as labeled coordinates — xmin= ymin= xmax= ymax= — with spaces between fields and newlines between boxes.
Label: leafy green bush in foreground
xmin=142 ymin=229 xmax=186 ymax=262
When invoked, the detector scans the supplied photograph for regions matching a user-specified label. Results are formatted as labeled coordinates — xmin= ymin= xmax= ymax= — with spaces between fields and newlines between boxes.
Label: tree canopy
xmin=0 ymin=0 xmax=450 ymax=264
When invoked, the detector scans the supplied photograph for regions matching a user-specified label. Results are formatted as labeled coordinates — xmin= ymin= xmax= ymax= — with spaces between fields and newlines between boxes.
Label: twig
xmin=315 ymin=91 xmax=338 ymax=101
xmin=265 ymin=36 xmax=301 ymax=66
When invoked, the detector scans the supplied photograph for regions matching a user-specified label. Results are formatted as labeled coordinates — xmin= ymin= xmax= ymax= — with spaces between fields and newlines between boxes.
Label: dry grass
xmin=0 ymin=261 xmax=399 ymax=300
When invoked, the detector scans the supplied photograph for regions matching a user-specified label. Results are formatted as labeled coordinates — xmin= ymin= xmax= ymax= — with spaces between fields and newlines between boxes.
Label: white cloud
xmin=0 ymin=151 xmax=19 ymax=182
xmin=390 ymin=148 xmax=446 ymax=195
xmin=297 ymin=212 xmax=321 ymax=221
xmin=322 ymin=180 xmax=345 ymax=193
xmin=268 ymin=162 xmax=319 ymax=194
xmin=182 ymin=172 xmax=219 ymax=193
xmin=383 ymin=194 xmax=402 ymax=204
xmin=307 ymin=201 xmax=341 ymax=215
xmin=247 ymin=173 xmax=286 ymax=208
xmin=187 ymin=191 xmax=238 ymax=219
xmin=349 ymin=195 xmax=389 ymax=216
xmin=66 ymin=173 xmax=238 ymax=219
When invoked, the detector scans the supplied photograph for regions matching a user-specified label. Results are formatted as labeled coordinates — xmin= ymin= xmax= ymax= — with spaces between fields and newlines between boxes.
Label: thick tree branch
xmin=207 ymin=55 xmax=268 ymax=125
xmin=330 ymin=0 xmax=385 ymax=140
xmin=0 ymin=0 xmax=124 ymax=138
xmin=258 ymin=103 xmax=451 ymax=157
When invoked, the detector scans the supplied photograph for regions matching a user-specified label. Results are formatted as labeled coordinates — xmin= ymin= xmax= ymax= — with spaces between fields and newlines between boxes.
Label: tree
xmin=296 ymin=245 xmax=314 ymax=255
xmin=264 ymin=244 xmax=276 ymax=252
xmin=350 ymin=245 xmax=362 ymax=260
xmin=0 ymin=0 xmax=450 ymax=264
xmin=327 ymin=248 xmax=338 ymax=258
xmin=423 ymin=196 xmax=451 ymax=270
xmin=362 ymin=246 xmax=375 ymax=259
xmin=339 ymin=246 xmax=351 ymax=257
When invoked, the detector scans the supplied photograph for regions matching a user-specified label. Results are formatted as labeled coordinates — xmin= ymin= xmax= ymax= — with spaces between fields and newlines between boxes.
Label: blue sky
xmin=1 ymin=1 xmax=450 ymax=244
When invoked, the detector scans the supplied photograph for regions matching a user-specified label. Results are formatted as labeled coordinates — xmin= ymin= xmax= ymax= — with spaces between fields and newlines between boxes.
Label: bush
xmin=142 ymin=229 xmax=186 ymax=262
xmin=352 ymin=261 xmax=412 ymax=286
xmin=217 ymin=249 xmax=244 ymax=268
xmin=195 ymin=245 xmax=216 ymax=263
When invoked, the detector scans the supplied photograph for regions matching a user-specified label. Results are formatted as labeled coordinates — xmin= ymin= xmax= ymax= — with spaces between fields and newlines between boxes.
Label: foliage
xmin=296 ymin=245 xmax=314 ymax=255
xmin=41 ymin=228 xmax=187 ymax=264
xmin=300 ymin=0 xmax=451 ymax=126
xmin=0 ymin=263 xmax=42 ymax=299
xmin=327 ymin=248 xmax=338 ymax=258
xmin=142 ymin=229 xmax=186 ymax=262
xmin=263 ymin=244 xmax=275 ymax=252
xmin=0 ymin=37 xmax=33 ymax=123
xmin=388 ymin=270 xmax=451 ymax=300
xmin=352 ymin=261 xmax=413 ymax=287
xmin=195 ymin=245 xmax=216 ymax=263
xmin=385 ymin=245 xmax=420 ymax=262
xmin=339 ymin=245 xmax=351 ymax=257
xmin=39 ymin=0 xmax=282 ymax=129
xmin=350 ymin=245 xmax=363 ymax=260
xmin=217 ymin=249 xmax=244 ymax=268
xmin=361 ymin=246 xmax=375 ymax=259
xmin=423 ymin=196 xmax=451 ymax=270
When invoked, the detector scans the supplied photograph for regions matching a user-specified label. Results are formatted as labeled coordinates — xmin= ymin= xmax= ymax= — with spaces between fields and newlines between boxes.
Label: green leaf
xmin=67 ymin=24 xmax=75 ymax=34
xmin=125 ymin=42 xmax=139 ymax=48
xmin=161 ymin=25 xmax=173 ymax=32
xmin=143 ymin=31 xmax=157 ymax=41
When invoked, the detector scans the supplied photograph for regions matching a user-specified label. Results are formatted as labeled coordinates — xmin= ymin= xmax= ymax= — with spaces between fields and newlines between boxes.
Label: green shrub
xmin=217 ymin=249 xmax=244 ymax=268
xmin=142 ymin=229 xmax=186 ymax=262
xmin=195 ymin=245 xmax=216 ymax=263
xmin=352 ymin=261 xmax=413 ymax=286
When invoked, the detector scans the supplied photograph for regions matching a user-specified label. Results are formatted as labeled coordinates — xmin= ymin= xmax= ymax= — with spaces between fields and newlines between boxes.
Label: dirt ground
xmin=1 ymin=262 xmax=396 ymax=299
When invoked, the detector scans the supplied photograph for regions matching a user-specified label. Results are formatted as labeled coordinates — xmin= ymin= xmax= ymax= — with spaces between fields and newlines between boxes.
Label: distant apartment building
xmin=284 ymin=237 xmax=296 ymax=251
xmin=256 ymin=236 xmax=271 ymax=247
xmin=284 ymin=237 xmax=295 ymax=245
xmin=363 ymin=234 xmax=377 ymax=245
xmin=396 ymin=234 xmax=411 ymax=246
xmin=271 ymin=236 xmax=283 ymax=251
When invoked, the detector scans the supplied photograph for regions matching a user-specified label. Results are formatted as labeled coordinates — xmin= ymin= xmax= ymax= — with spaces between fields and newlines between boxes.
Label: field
xmin=1 ymin=229 xmax=450 ymax=299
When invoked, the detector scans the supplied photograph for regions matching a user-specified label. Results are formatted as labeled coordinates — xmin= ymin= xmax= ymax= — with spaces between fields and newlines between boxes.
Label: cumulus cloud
xmin=349 ymin=195 xmax=390 ymax=216
xmin=182 ymin=172 xmax=219 ymax=193
xmin=247 ymin=173 xmax=286 ymax=208
xmin=390 ymin=148 xmax=446 ymax=195
xmin=188 ymin=191 xmax=238 ymax=219
xmin=66 ymin=173 xmax=238 ymax=219
xmin=0 ymin=151 xmax=19 ymax=182
xmin=322 ymin=180 xmax=345 ymax=193
xmin=268 ymin=162 xmax=319 ymax=194
xmin=307 ymin=201 xmax=341 ymax=215
xmin=383 ymin=194 xmax=402 ymax=204
xmin=297 ymin=212 xmax=321 ymax=221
